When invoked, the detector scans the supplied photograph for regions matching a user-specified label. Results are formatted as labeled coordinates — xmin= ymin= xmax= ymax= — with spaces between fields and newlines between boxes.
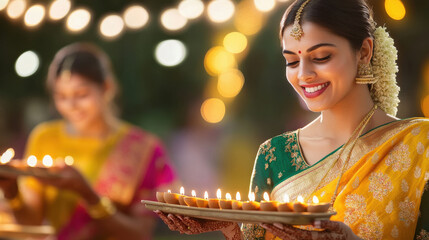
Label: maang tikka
xmin=290 ymin=0 xmax=311 ymax=41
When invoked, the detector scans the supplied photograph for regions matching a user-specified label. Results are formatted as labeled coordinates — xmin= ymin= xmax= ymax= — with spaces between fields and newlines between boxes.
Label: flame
xmin=263 ymin=192 xmax=270 ymax=201
xmin=42 ymin=155 xmax=53 ymax=167
xmin=167 ymin=189 xmax=171 ymax=193
xmin=216 ymin=188 xmax=222 ymax=199
xmin=191 ymin=190 xmax=196 ymax=197
xmin=180 ymin=186 xmax=185 ymax=195
xmin=283 ymin=194 xmax=290 ymax=203
xmin=226 ymin=193 xmax=231 ymax=200
xmin=313 ymin=196 xmax=319 ymax=204
xmin=236 ymin=192 xmax=241 ymax=201
xmin=248 ymin=192 xmax=255 ymax=202
xmin=27 ymin=155 xmax=38 ymax=167
xmin=204 ymin=191 xmax=209 ymax=200
xmin=0 ymin=148 xmax=15 ymax=164
xmin=297 ymin=195 xmax=304 ymax=203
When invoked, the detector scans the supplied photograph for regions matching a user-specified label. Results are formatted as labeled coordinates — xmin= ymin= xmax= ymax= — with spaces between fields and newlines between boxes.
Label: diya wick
xmin=307 ymin=196 xmax=331 ymax=213
xmin=242 ymin=192 xmax=260 ymax=211
xmin=164 ymin=190 xmax=180 ymax=205
xmin=232 ymin=192 xmax=243 ymax=210
xmin=178 ymin=187 xmax=187 ymax=206
xmin=260 ymin=192 xmax=278 ymax=211
xmin=219 ymin=193 xmax=232 ymax=209
xmin=208 ymin=189 xmax=221 ymax=208
xmin=184 ymin=190 xmax=198 ymax=207
xmin=196 ymin=191 xmax=209 ymax=208
xmin=292 ymin=195 xmax=307 ymax=212
xmin=277 ymin=194 xmax=293 ymax=212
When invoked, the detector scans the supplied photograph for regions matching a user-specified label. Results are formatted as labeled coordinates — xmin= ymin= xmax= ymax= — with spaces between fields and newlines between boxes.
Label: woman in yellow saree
xmin=156 ymin=0 xmax=429 ymax=239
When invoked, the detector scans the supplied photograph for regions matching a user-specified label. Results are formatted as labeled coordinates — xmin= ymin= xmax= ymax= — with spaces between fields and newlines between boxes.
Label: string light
xmin=0 ymin=0 xmax=9 ymax=11
xmin=385 ymin=0 xmax=406 ymax=20
xmin=6 ymin=0 xmax=26 ymax=19
xmin=201 ymin=98 xmax=226 ymax=123
xmin=15 ymin=50 xmax=40 ymax=77
xmin=160 ymin=8 xmax=187 ymax=31
xmin=123 ymin=5 xmax=149 ymax=30
xmin=99 ymin=14 xmax=124 ymax=39
xmin=24 ymin=4 xmax=45 ymax=28
xmin=254 ymin=0 xmax=276 ymax=12
xmin=155 ymin=39 xmax=187 ymax=67
xmin=49 ymin=0 xmax=71 ymax=21
xmin=207 ymin=0 xmax=235 ymax=23
xmin=178 ymin=0 xmax=204 ymax=19
xmin=66 ymin=8 xmax=91 ymax=32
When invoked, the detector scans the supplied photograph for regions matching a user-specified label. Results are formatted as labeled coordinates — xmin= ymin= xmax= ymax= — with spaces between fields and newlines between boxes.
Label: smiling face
xmin=282 ymin=22 xmax=360 ymax=112
xmin=53 ymin=73 xmax=107 ymax=133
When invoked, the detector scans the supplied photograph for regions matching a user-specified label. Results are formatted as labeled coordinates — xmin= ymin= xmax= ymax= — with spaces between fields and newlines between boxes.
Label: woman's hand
xmin=261 ymin=220 xmax=361 ymax=240
xmin=0 ymin=176 xmax=18 ymax=199
xmin=155 ymin=211 xmax=242 ymax=240
xmin=36 ymin=164 xmax=99 ymax=204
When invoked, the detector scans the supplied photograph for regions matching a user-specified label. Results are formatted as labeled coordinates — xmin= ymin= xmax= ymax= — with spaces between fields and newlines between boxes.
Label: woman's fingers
xmin=315 ymin=220 xmax=348 ymax=235
xmin=168 ymin=214 xmax=190 ymax=234
xmin=154 ymin=211 xmax=178 ymax=231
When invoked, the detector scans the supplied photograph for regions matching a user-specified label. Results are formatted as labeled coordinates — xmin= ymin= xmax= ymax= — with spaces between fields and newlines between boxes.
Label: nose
xmin=297 ymin=60 xmax=316 ymax=82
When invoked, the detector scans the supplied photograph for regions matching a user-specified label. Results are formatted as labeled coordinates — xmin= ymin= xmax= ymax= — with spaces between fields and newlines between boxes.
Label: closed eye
xmin=313 ymin=55 xmax=331 ymax=62
xmin=286 ymin=61 xmax=299 ymax=67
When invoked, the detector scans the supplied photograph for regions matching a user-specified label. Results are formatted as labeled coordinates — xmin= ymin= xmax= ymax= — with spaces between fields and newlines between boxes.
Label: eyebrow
xmin=283 ymin=43 xmax=336 ymax=55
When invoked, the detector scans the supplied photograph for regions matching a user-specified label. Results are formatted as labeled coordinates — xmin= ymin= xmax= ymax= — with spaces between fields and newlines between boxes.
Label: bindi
xmin=298 ymin=50 xmax=302 ymax=54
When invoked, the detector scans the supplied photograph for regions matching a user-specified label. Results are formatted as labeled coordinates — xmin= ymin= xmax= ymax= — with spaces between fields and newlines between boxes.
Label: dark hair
xmin=280 ymin=0 xmax=375 ymax=51
xmin=46 ymin=42 xmax=117 ymax=93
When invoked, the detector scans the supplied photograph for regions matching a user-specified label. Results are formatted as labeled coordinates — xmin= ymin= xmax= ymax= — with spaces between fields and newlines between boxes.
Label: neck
xmin=317 ymin=85 xmax=375 ymax=141
xmin=67 ymin=114 xmax=120 ymax=139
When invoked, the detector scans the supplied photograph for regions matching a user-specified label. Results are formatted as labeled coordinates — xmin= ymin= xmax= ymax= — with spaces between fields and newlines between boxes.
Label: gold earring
xmin=356 ymin=63 xmax=377 ymax=84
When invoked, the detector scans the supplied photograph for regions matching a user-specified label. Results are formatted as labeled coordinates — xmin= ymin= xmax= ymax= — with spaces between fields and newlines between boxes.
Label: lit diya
xmin=178 ymin=187 xmax=187 ymax=206
xmin=219 ymin=193 xmax=232 ymax=209
xmin=164 ymin=190 xmax=180 ymax=205
xmin=242 ymin=192 xmax=260 ymax=211
xmin=184 ymin=190 xmax=198 ymax=207
xmin=307 ymin=196 xmax=331 ymax=213
xmin=277 ymin=194 xmax=293 ymax=212
xmin=260 ymin=192 xmax=278 ymax=211
xmin=196 ymin=191 xmax=209 ymax=208
xmin=208 ymin=189 xmax=221 ymax=209
xmin=232 ymin=192 xmax=243 ymax=210
xmin=292 ymin=195 xmax=307 ymax=212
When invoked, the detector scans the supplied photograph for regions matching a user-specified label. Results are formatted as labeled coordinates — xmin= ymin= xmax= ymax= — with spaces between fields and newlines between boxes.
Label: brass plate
xmin=0 ymin=164 xmax=60 ymax=178
xmin=142 ymin=200 xmax=336 ymax=225
xmin=0 ymin=224 xmax=55 ymax=238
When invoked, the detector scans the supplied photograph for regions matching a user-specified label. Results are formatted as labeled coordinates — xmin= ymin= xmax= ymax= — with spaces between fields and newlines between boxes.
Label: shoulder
xmin=121 ymin=122 xmax=163 ymax=146
xmin=258 ymin=131 xmax=297 ymax=155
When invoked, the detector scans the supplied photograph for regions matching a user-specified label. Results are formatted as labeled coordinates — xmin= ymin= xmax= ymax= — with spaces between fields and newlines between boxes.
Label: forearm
xmin=5 ymin=182 xmax=44 ymax=225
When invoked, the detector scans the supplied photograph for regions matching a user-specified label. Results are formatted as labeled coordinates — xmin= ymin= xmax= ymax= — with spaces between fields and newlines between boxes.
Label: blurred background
xmin=0 ymin=0 xmax=428 ymax=238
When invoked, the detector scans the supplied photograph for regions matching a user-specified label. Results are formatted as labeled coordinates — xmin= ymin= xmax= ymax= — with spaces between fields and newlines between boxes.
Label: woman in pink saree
xmin=0 ymin=43 xmax=177 ymax=240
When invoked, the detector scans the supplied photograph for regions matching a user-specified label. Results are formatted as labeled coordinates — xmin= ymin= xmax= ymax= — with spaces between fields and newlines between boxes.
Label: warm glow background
xmin=0 ymin=0 xmax=428 ymax=238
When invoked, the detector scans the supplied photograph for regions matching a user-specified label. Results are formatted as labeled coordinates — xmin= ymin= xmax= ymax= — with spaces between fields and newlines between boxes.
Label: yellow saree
xmin=243 ymin=118 xmax=429 ymax=240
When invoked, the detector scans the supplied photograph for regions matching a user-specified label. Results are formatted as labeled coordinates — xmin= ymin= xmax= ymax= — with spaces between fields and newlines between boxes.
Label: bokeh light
xmin=254 ymin=0 xmax=276 ymax=12
xmin=27 ymin=155 xmax=37 ymax=167
xmin=99 ymin=14 xmax=124 ymax=39
xmin=201 ymin=98 xmax=226 ymax=123
xmin=160 ymin=8 xmax=187 ymax=31
xmin=6 ymin=0 xmax=26 ymax=19
xmin=204 ymin=46 xmax=237 ymax=76
xmin=64 ymin=156 xmax=74 ymax=166
xmin=217 ymin=69 xmax=245 ymax=98
xmin=223 ymin=32 xmax=247 ymax=54
xmin=155 ymin=39 xmax=187 ymax=67
xmin=42 ymin=155 xmax=53 ymax=167
xmin=178 ymin=0 xmax=204 ymax=19
xmin=0 ymin=0 xmax=9 ymax=11
xmin=66 ymin=8 xmax=91 ymax=32
xmin=421 ymin=95 xmax=429 ymax=117
xmin=385 ymin=0 xmax=406 ymax=20
xmin=234 ymin=1 xmax=264 ymax=36
xmin=24 ymin=4 xmax=45 ymax=27
xmin=49 ymin=0 xmax=71 ymax=21
xmin=207 ymin=0 xmax=235 ymax=23
xmin=123 ymin=5 xmax=149 ymax=29
xmin=15 ymin=50 xmax=40 ymax=77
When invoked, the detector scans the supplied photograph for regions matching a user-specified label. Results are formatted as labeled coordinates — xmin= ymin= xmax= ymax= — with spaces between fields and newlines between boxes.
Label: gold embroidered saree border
xmin=271 ymin=118 xmax=427 ymax=202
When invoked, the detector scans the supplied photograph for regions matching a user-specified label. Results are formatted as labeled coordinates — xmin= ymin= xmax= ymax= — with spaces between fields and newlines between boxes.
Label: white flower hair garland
xmin=371 ymin=26 xmax=400 ymax=116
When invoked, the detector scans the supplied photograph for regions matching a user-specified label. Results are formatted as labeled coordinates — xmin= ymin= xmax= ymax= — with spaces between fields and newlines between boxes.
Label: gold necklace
xmin=307 ymin=104 xmax=378 ymax=205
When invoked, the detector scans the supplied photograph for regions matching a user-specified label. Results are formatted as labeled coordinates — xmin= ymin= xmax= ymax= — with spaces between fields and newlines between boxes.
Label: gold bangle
xmin=86 ymin=197 xmax=117 ymax=219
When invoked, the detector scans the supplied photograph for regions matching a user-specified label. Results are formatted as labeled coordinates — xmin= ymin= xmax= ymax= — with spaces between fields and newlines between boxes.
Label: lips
xmin=301 ymin=82 xmax=330 ymax=98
